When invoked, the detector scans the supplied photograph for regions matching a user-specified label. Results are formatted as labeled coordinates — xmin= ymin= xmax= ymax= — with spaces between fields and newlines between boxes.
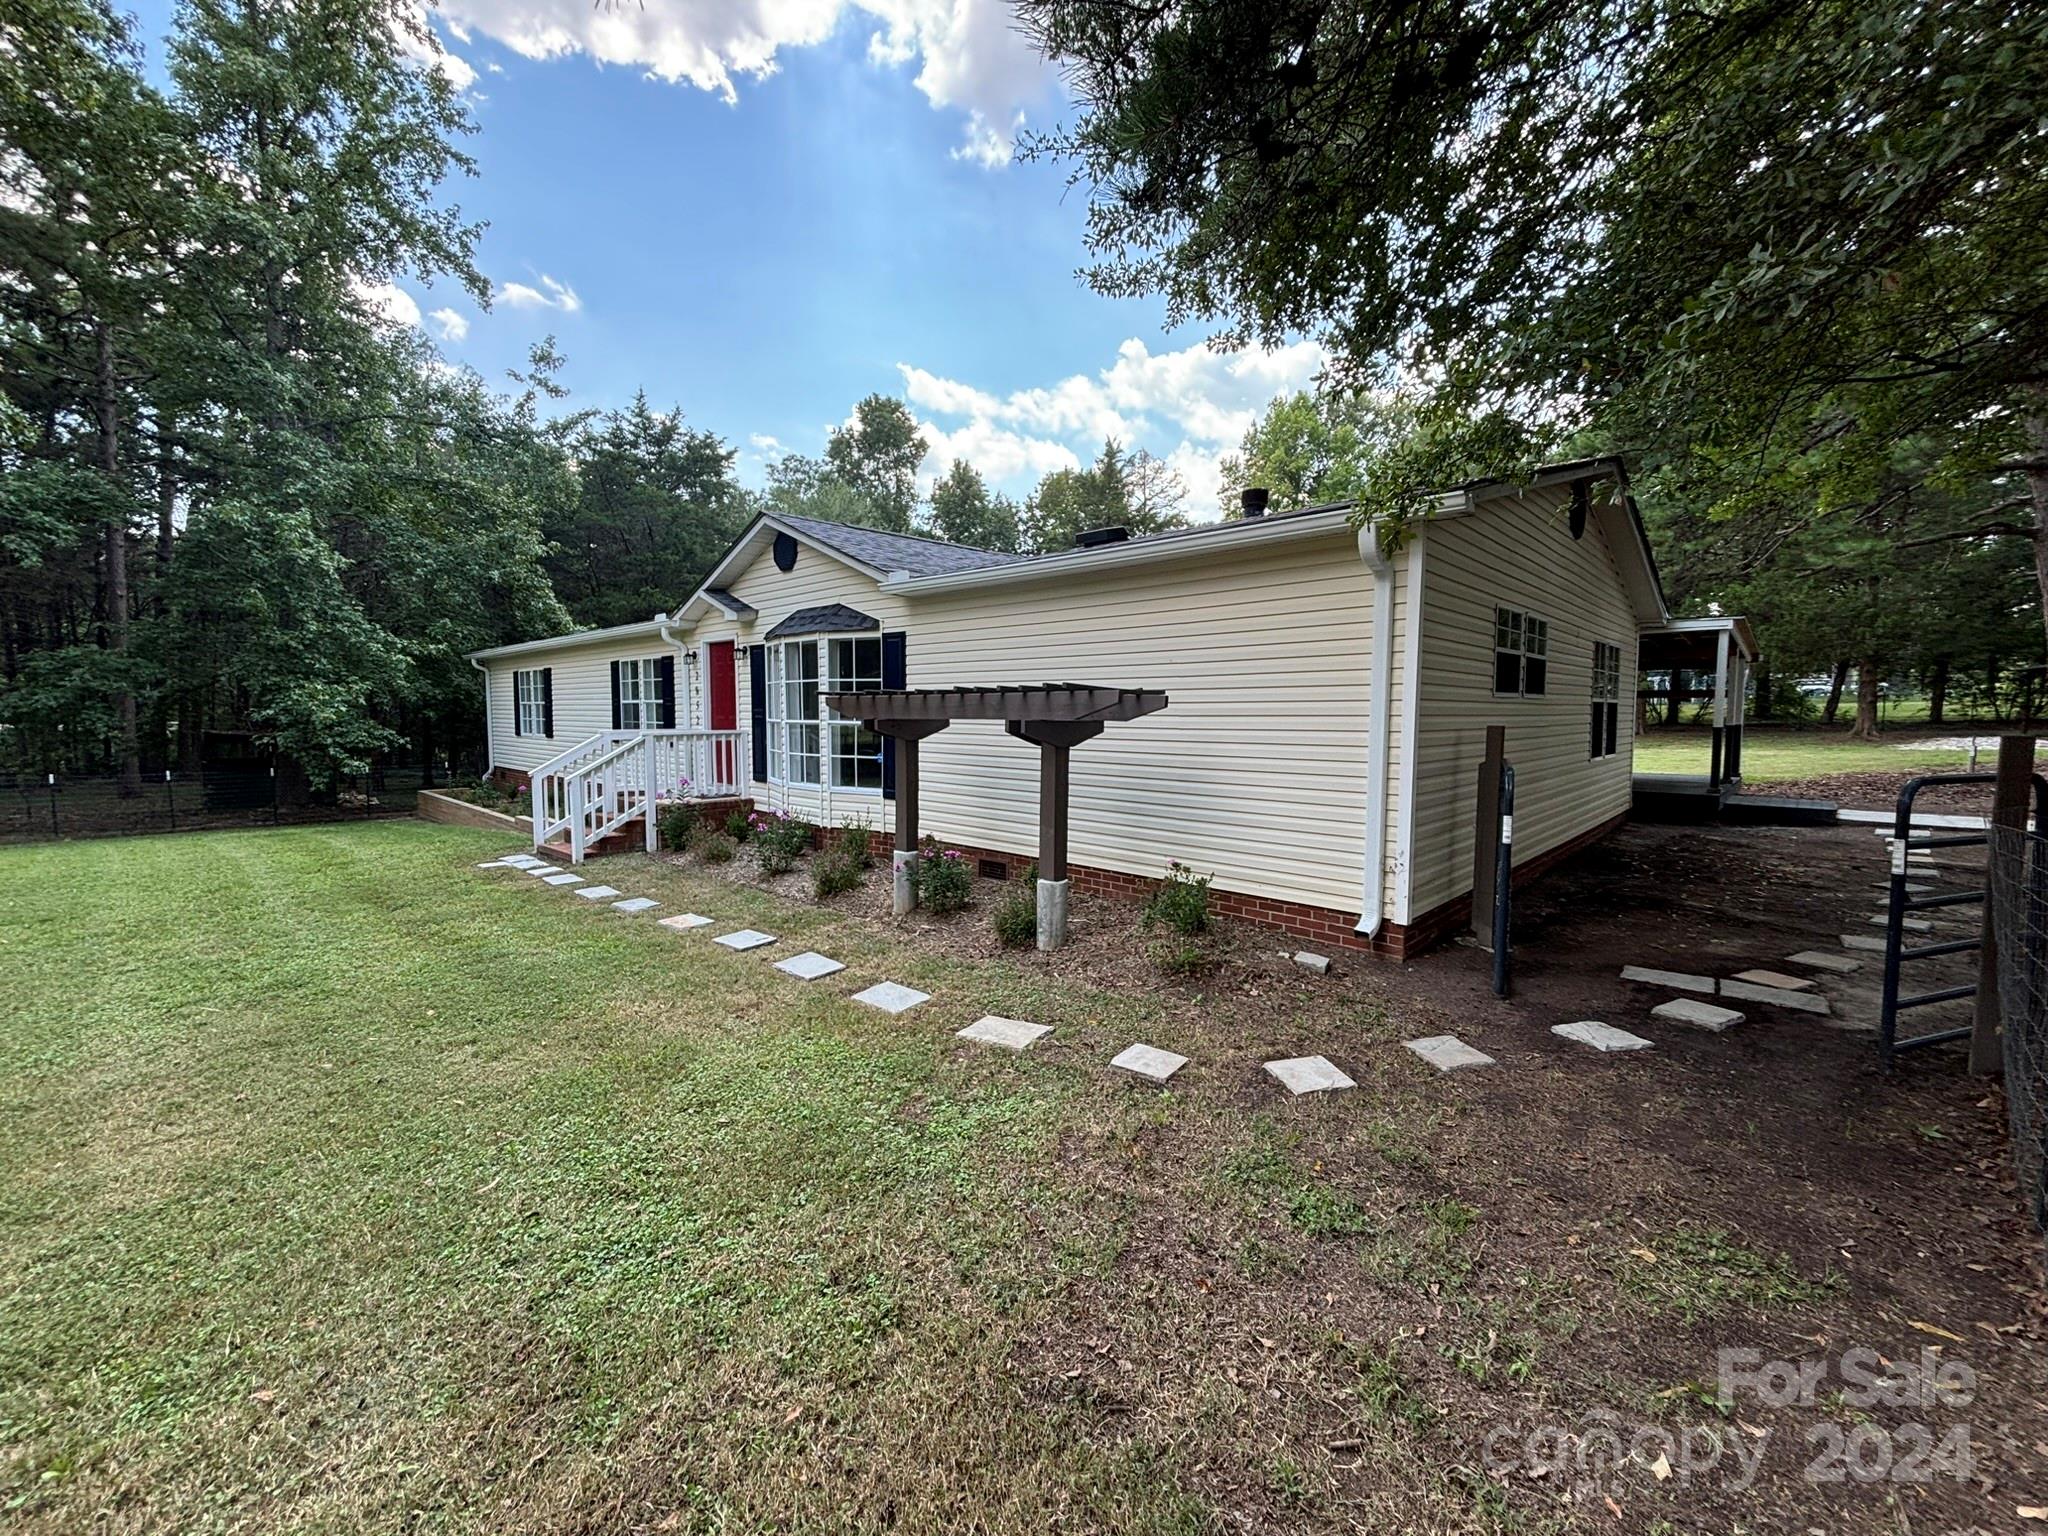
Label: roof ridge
xmin=776 ymin=511 xmax=1022 ymax=562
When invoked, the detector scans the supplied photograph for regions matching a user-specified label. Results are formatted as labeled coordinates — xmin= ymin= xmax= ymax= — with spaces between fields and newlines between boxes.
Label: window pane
xmin=1525 ymin=656 xmax=1548 ymax=695
xmin=1605 ymin=702 xmax=1619 ymax=756
xmin=1494 ymin=652 xmax=1522 ymax=694
xmin=1527 ymin=619 xmax=1547 ymax=657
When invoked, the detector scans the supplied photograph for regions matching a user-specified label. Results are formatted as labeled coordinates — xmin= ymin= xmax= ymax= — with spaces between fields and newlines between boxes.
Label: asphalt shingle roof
xmin=775 ymin=514 xmax=1028 ymax=577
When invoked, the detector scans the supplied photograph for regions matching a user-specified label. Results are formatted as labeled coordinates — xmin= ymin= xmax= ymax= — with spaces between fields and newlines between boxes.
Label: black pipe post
xmin=1491 ymin=764 xmax=1515 ymax=998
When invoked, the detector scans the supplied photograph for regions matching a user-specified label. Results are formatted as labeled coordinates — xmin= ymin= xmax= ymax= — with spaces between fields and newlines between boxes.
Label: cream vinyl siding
xmin=1400 ymin=487 xmax=1639 ymax=923
xmin=484 ymin=633 xmax=680 ymax=774
xmin=908 ymin=530 xmax=1379 ymax=914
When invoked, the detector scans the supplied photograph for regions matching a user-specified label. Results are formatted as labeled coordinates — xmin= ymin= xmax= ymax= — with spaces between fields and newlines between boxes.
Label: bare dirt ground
xmin=671 ymin=819 xmax=2047 ymax=1532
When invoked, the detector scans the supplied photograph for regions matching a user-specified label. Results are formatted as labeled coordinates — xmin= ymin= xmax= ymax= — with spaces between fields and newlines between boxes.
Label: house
xmin=466 ymin=458 xmax=1753 ymax=958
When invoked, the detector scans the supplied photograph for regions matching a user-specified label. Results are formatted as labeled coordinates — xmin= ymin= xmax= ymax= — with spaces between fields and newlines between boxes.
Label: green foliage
xmin=824 ymin=394 xmax=926 ymax=533
xmin=695 ymin=830 xmax=737 ymax=864
xmin=913 ymin=845 xmax=973 ymax=914
xmin=1142 ymin=861 xmax=1212 ymax=936
xmin=813 ymin=819 xmax=873 ymax=900
xmin=723 ymin=809 xmax=753 ymax=841
xmin=749 ymin=810 xmax=813 ymax=875
xmin=1023 ymin=439 xmax=1191 ymax=552
xmin=991 ymin=887 xmax=1038 ymax=947
xmin=655 ymin=802 xmax=697 ymax=850
xmin=1147 ymin=935 xmax=1216 ymax=976
xmin=924 ymin=459 xmax=1022 ymax=552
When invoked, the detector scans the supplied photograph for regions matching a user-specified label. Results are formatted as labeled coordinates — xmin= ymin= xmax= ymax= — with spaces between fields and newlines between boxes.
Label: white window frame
xmin=1493 ymin=606 xmax=1549 ymax=697
xmin=764 ymin=635 xmax=885 ymax=792
xmin=515 ymin=668 xmax=546 ymax=736
xmin=617 ymin=656 xmax=656 ymax=731
xmin=1590 ymin=641 xmax=1623 ymax=759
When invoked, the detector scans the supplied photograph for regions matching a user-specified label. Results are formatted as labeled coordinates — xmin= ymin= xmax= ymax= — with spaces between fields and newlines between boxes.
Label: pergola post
xmin=1007 ymin=719 xmax=1104 ymax=949
xmin=874 ymin=719 xmax=947 ymax=915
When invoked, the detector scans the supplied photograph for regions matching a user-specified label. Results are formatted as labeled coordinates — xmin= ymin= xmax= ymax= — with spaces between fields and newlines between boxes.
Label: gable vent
xmin=1075 ymin=525 xmax=1130 ymax=549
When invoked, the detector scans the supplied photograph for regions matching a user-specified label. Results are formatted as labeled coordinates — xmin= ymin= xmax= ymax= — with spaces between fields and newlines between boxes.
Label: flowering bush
xmin=751 ymin=811 xmax=815 ymax=876
xmin=913 ymin=844 xmax=972 ymax=914
xmin=1143 ymin=860 xmax=1212 ymax=936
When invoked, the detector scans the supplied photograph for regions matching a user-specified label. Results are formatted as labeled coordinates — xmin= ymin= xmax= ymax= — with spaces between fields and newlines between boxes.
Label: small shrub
xmin=992 ymin=889 xmax=1037 ymax=947
xmin=813 ymin=824 xmax=871 ymax=899
xmin=723 ymin=809 xmax=752 ymax=841
xmin=750 ymin=811 xmax=814 ymax=876
xmin=1143 ymin=860 xmax=1212 ymax=936
xmin=1148 ymin=934 xmax=1215 ymax=976
xmin=913 ymin=845 xmax=972 ymax=914
xmin=695 ymin=831 xmax=736 ymax=864
xmin=656 ymin=803 xmax=696 ymax=850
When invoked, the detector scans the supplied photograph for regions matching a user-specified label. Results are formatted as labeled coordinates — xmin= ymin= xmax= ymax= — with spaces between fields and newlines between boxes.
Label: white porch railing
xmin=530 ymin=728 xmax=746 ymax=862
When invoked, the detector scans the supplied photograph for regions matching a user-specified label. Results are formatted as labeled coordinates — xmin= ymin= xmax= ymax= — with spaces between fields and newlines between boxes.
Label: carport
xmin=1634 ymin=617 xmax=1760 ymax=812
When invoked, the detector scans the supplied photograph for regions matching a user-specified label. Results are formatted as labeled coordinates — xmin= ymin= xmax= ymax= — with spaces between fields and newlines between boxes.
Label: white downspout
xmin=1356 ymin=519 xmax=1396 ymax=938
xmin=469 ymin=656 xmax=493 ymax=781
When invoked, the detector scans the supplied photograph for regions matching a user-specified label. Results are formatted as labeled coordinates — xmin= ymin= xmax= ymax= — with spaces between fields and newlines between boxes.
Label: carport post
xmin=874 ymin=719 xmax=948 ymax=915
xmin=1007 ymin=719 xmax=1106 ymax=949
xmin=1973 ymin=735 xmax=2036 ymax=1075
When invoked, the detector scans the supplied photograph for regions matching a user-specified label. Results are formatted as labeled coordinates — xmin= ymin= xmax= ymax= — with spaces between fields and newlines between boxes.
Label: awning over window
xmin=763 ymin=603 xmax=880 ymax=641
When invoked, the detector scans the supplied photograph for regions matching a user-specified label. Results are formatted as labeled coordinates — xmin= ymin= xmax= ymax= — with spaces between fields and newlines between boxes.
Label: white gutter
xmin=1355 ymin=518 xmax=1397 ymax=938
xmin=466 ymin=618 xmax=668 ymax=663
xmin=469 ymin=655 xmax=493 ymax=779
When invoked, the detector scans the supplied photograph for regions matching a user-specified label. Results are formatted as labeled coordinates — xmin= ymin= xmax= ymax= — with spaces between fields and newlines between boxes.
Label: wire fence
xmin=1986 ymin=824 xmax=2048 ymax=1265
xmin=0 ymin=767 xmax=437 ymax=844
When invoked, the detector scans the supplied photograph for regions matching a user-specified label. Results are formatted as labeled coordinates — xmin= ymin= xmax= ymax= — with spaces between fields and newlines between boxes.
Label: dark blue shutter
xmin=880 ymin=631 xmax=906 ymax=800
xmin=540 ymin=669 xmax=554 ymax=738
xmin=748 ymin=645 xmax=768 ymax=783
xmin=610 ymin=661 xmax=623 ymax=731
xmin=510 ymin=670 xmax=522 ymax=737
xmin=656 ymin=656 xmax=677 ymax=728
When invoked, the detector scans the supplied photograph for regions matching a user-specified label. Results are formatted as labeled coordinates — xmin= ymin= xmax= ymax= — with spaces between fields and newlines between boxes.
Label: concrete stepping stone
xmin=774 ymin=951 xmax=846 ymax=981
xmin=659 ymin=913 xmax=714 ymax=932
xmin=1265 ymin=1055 xmax=1357 ymax=1093
xmin=957 ymin=1015 xmax=1050 ymax=1051
xmin=1731 ymin=968 xmax=1814 ymax=991
xmin=1111 ymin=1043 xmax=1189 ymax=1083
xmin=714 ymin=928 xmax=776 ymax=951
xmin=1619 ymin=965 xmax=1714 ymax=994
xmin=1721 ymin=979 xmax=1830 ymax=1015
xmin=1652 ymin=997 xmax=1744 ymax=1032
xmin=574 ymin=884 xmax=622 ymax=901
xmin=1840 ymin=934 xmax=1887 ymax=952
xmin=1868 ymin=915 xmax=1933 ymax=933
xmin=1552 ymin=1020 xmax=1653 ymax=1053
xmin=1788 ymin=950 xmax=1860 ymax=974
xmin=612 ymin=897 xmax=659 ymax=914
xmin=526 ymin=864 xmax=565 ymax=877
xmin=502 ymin=855 xmax=547 ymax=868
xmin=541 ymin=872 xmax=585 ymax=886
xmin=1403 ymin=1035 xmax=1494 ymax=1072
xmin=476 ymin=860 xmax=519 ymax=869
xmin=853 ymin=981 xmax=930 ymax=1014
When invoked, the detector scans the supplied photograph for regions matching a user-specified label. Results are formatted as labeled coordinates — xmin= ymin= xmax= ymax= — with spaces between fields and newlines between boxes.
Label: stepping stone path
xmin=1265 ymin=1055 xmax=1356 ymax=1094
xmin=774 ymin=951 xmax=845 ymax=981
xmin=612 ymin=897 xmax=659 ymax=914
xmin=1840 ymin=934 xmax=1887 ymax=952
xmin=1788 ymin=950 xmax=1860 ymax=974
xmin=1403 ymin=1035 xmax=1495 ymax=1072
xmin=1721 ymin=978 xmax=1829 ymax=1015
xmin=1619 ymin=965 xmax=1715 ymax=994
xmin=476 ymin=860 xmax=518 ymax=869
xmin=1552 ymin=1020 xmax=1653 ymax=1053
xmin=575 ymin=885 xmax=622 ymax=901
xmin=1731 ymin=968 xmax=1814 ymax=991
xmin=502 ymin=855 xmax=546 ymax=868
xmin=659 ymin=913 xmax=714 ymax=932
xmin=853 ymin=981 xmax=930 ymax=1015
xmin=526 ymin=865 xmax=564 ymax=878
xmin=1653 ymin=997 xmax=1743 ymax=1032
xmin=1869 ymin=915 xmax=1933 ymax=933
xmin=957 ymin=1016 xmax=1050 ymax=1051
xmin=714 ymin=929 xmax=776 ymax=951
xmin=1111 ymin=1043 xmax=1188 ymax=1084
xmin=541 ymin=872 xmax=584 ymax=886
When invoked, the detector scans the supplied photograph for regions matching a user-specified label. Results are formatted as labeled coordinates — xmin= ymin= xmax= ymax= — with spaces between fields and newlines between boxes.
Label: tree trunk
xmin=1850 ymin=660 xmax=1882 ymax=740
xmin=1928 ymin=655 xmax=1950 ymax=727
xmin=1822 ymin=659 xmax=1849 ymax=726
xmin=96 ymin=324 xmax=142 ymax=797
xmin=1753 ymin=658 xmax=1774 ymax=721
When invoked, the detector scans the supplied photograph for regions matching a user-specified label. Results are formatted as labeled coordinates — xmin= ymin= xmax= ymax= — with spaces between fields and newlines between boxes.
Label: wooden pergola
xmin=821 ymin=683 xmax=1169 ymax=948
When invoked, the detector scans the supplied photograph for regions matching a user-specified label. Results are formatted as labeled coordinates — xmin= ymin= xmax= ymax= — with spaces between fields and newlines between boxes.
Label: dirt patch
xmin=658 ymin=819 xmax=2045 ymax=1531
xmin=1765 ymin=770 xmax=1999 ymax=816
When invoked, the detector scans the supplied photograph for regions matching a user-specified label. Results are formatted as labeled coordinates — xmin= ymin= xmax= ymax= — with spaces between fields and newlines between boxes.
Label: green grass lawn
xmin=0 ymin=824 xmax=1216 ymax=1534
xmin=1632 ymin=723 xmax=1989 ymax=783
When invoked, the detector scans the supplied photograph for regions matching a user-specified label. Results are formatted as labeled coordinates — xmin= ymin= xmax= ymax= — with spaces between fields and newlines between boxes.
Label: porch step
xmin=535 ymin=831 xmax=643 ymax=864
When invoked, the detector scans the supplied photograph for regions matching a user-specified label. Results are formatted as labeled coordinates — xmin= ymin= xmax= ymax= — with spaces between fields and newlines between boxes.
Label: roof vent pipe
xmin=1074 ymin=525 xmax=1130 ymax=549
xmin=1240 ymin=487 xmax=1270 ymax=518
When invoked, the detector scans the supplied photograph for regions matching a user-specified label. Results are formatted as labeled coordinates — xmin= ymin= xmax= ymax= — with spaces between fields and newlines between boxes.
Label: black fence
xmin=0 ymin=766 xmax=439 ymax=843
xmin=1988 ymin=824 xmax=2048 ymax=1270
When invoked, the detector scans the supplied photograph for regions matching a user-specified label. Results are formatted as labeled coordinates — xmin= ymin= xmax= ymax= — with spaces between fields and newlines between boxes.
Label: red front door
xmin=708 ymin=641 xmax=738 ymax=785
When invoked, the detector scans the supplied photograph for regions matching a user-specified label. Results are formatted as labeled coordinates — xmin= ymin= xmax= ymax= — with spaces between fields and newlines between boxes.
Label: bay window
xmin=765 ymin=635 xmax=883 ymax=790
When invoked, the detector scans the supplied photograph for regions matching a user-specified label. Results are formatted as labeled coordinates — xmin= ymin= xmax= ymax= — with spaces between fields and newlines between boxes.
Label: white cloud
xmin=496 ymin=273 xmax=581 ymax=313
xmin=428 ymin=306 xmax=471 ymax=341
xmin=354 ymin=278 xmax=423 ymax=330
xmin=898 ymin=337 xmax=1328 ymax=516
xmin=428 ymin=0 xmax=1053 ymax=165
xmin=749 ymin=433 xmax=786 ymax=453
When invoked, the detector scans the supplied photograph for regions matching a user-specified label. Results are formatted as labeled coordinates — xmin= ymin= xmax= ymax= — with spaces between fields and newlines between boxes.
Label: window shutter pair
xmin=880 ymin=631 xmax=906 ymax=800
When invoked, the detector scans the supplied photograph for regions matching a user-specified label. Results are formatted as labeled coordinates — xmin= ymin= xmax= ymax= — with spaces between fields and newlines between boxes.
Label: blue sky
xmin=127 ymin=0 xmax=1326 ymax=515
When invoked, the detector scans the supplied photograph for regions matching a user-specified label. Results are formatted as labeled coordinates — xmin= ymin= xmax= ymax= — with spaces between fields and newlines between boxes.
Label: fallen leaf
xmin=2017 ymin=1507 xmax=2047 ymax=1522
xmin=1630 ymin=1247 xmax=1658 ymax=1264
xmin=1648 ymin=1453 xmax=1672 ymax=1482
xmin=249 ymin=1388 xmax=275 ymax=1404
xmin=1908 ymin=1320 xmax=1966 ymax=1344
